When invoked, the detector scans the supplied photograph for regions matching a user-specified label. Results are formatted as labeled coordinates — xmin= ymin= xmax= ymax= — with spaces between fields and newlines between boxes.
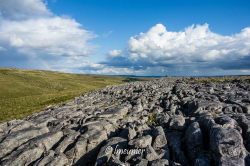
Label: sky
xmin=0 ymin=0 xmax=250 ymax=76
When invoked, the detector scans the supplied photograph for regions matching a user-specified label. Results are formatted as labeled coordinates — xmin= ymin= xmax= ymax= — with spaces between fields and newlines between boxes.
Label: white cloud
xmin=0 ymin=0 xmax=97 ymax=72
xmin=0 ymin=0 xmax=51 ymax=20
xmin=240 ymin=70 xmax=250 ymax=73
xmin=128 ymin=23 xmax=250 ymax=64
xmin=107 ymin=49 xmax=122 ymax=57
xmin=93 ymin=67 xmax=134 ymax=75
xmin=0 ymin=17 xmax=96 ymax=57
xmin=100 ymin=23 xmax=250 ymax=76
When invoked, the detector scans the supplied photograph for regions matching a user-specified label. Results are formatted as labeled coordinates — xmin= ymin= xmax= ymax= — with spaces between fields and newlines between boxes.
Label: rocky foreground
xmin=0 ymin=78 xmax=250 ymax=166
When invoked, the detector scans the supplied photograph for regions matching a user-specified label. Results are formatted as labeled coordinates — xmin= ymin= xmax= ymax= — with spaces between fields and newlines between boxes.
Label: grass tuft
xmin=146 ymin=113 xmax=160 ymax=126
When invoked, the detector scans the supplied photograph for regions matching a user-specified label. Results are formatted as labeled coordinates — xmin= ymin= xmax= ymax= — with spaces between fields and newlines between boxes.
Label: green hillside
xmin=0 ymin=68 xmax=152 ymax=123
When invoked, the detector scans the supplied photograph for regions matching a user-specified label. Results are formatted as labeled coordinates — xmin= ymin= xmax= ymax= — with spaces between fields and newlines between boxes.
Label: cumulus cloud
xmin=0 ymin=0 xmax=51 ymax=20
xmin=128 ymin=23 xmax=250 ymax=64
xmin=101 ymin=23 xmax=250 ymax=75
xmin=107 ymin=49 xmax=122 ymax=57
xmin=0 ymin=0 xmax=96 ymax=72
xmin=0 ymin=17 xmax=96 ymax=57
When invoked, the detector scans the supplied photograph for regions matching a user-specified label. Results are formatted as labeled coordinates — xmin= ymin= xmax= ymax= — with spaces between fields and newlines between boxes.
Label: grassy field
xmin=0 ymin=68 xmax=153 ymax=123
xmin=192 ymin=76 xmax=250 ymax=83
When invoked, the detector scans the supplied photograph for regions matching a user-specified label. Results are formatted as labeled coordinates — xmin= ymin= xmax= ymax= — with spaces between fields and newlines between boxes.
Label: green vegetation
xmin=192 ymin=76 xmax=250 ymax=83
xmin=123 ymin=114 xmax=128 ymax=118
xmin=0 ymin=68 xmax=153 ymax=123
xmin=146 ymin=113 xmax=160 ymax=126
xmin=122 ymin=77 xmax=153 ymax=82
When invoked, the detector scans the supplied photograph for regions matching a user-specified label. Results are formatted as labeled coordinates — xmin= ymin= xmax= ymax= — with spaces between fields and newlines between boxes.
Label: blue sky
xmin=47 ymin=0 xmax=250 ymax=61
xmin=0 ymin=0 xmax=250 ymax=76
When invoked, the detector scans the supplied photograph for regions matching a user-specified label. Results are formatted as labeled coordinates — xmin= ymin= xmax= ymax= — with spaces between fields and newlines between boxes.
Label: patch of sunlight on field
xmin=0 ymin=68 xmax=154 ymax=123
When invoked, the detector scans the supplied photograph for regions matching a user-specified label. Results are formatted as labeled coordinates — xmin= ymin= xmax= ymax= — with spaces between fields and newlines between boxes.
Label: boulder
xmin=169 ymin=115 xmax=185 ymax=130
xmin=128 ymin=135 xmax=152 ymax=148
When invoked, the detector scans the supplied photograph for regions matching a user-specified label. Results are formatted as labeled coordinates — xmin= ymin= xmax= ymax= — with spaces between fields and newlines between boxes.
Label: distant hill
xmin=0 ymin=68 xmax=154 ymax=122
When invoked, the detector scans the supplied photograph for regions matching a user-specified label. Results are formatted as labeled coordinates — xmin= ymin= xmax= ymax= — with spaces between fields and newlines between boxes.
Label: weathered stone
xmin=34 ymin=150 xmax=69 ymax=166
xmin=167 ymin=132 xmax=189 ymax=166
xmin=0 ymin=77 xmax=249 ymax=166
xmin=95 ymin=137 xmax=127 ymax=166
xmin=209 ymin=126 xmax=246 ymax=166
xmin=128 ymin=127 xmax=137 ymax=140
xmin=108 ymin=155 xmax=130 ymax=166
xmin=157 ymin=147 xmax=170 ymax=160
xmin=64 ymin=135 xmax=88 ymax=165
xmin=128 ymin=135 xmax=152 ymax=148
xmin=214 ymin=116 xmax=240 ymax=131
xmin=152 ymin=126 xmax=167 ymax=149
xmin=169 ymin=115 xmax=185 ymax=130
xmin=145 ymin=145 xmax=160 ymax=161
xmin=1 ymin=131 xmax=63 ymax=166
xmin=218 ymin=157 xmax=245 ymax=166
xmin=55 ymin=131 xmax=79 ymax=153
xmin=199 ymin=116 xmax=246 ymax=166
xmin=0 ymin=127 xmax=49 ymax=158
xmin=98 ymin=104 xmax=132 ymax=118
xmin=234 ymin=115 xmax=250 ymax=151
xmin=151 ymin=159 xmax=169 ymax=166
xmin=157 ymin=113 xmax=170 ymax=125
xmin=184 ymin=122 xmax=203 ymax=161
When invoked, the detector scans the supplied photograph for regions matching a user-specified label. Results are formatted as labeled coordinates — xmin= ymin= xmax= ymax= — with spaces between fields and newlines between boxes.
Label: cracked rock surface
xmin=0 ymin=77 xmax=250 ymax=166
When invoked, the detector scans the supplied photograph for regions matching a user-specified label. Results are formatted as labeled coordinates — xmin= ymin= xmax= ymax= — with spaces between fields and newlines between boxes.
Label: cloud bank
xmin=0 ymin=0 xmax=96 ymax=72
xmin=100 ymin=23 xmax=250 ymax=75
